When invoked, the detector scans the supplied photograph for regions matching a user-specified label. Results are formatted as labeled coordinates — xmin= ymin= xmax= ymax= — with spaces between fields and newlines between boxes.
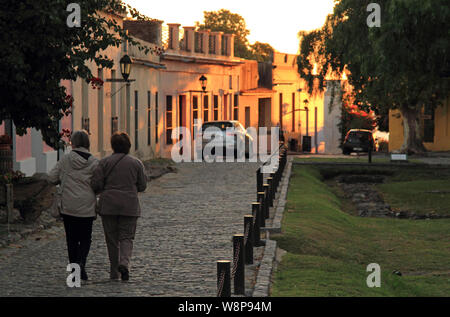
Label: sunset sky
xmin=123 ymin=0 xmax=335 ymax=54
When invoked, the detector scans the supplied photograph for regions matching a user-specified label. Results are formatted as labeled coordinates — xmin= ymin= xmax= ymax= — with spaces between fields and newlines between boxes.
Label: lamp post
xmin=121 ymin=55 xmax=132 ymax=135
xmin=303 ymin=99 xmax=309 ymax=136
xmin=120 ymin=55 xmax=132 ymax=82
xmin=199 ymin=75 xmax=207 ymax=92
xmin=106 ymin=54 xmax=135 ymax=134
xmin=199 ymin=74 xmax=207 ymax=121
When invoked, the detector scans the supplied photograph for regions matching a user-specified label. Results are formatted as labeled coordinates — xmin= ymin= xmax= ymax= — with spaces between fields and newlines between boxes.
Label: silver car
xmin=201 ymin=121 xmax=254 ymax=159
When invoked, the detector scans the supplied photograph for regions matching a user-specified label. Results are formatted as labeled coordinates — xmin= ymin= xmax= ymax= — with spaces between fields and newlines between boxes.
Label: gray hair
xmin=70 ymin=130 xmax=90 ymax=150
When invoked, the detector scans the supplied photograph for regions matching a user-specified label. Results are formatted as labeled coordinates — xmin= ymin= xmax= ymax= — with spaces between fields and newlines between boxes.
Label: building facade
xmin=389 ymin=96 xmax=450 ymax=152
xmin=2 ymin=12 xmax=345 ymax=175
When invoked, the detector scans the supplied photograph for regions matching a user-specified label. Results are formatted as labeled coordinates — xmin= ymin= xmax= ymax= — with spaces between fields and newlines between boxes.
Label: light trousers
xmin=101 ymin=215 xmax=138 ymax=279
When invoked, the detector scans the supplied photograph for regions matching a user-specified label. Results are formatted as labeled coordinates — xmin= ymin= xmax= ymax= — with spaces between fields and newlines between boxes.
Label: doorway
xmin=258 ymin=98 xmax=271 ymax=128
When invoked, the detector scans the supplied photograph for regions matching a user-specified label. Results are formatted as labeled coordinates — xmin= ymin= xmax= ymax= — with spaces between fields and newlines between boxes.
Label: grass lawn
xmin=271 ymin=166 xmax=450 ymax=296
xmin=294 ymin=156 xmax=391 ymax=164
xmin=377 ymin=167 xmax=450 ymax=217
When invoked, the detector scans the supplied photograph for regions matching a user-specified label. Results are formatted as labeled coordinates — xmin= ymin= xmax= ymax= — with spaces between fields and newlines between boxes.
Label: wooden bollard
xmin=252 ymin=201 xmax=262 ymax=246
xmin=256 ymin=167 xmax=263 ymax=198
xmin=273 ymin=167 xmax=279 ymax=191
xmin=233 ymin=234 xmax=245 ymax=295
xmin=263 ymin=184 xmax=270 ymax=220
xmin=267 ymin=177 xmax=274 ymax=207
xmin=270 ymin=172 xmax=277 ymax=199
xmin=258 ymin=190 xmax=266 ymax=228
xmin=217 ymin=260 xmax=231 ymax=297
xmin=244 ymin=215 xmax=254 ymax=265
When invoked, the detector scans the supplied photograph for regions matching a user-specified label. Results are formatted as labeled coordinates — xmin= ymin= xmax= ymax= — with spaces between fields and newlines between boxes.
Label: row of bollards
xmin=217 ymin=146 xmax=288 ymax=297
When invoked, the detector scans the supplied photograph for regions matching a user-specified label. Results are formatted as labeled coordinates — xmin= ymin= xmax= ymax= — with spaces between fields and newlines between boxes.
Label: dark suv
xmin=342 ymin=129 xmax=375 ymax=155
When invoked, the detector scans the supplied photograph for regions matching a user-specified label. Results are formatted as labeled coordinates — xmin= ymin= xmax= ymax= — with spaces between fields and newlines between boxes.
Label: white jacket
xmin=48 ymin=147 xmax=99 ymax=217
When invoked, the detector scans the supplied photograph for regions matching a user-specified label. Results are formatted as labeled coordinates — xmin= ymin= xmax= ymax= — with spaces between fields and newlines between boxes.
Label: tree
xmin=249 ymin=42 xmax=274 ymax=62
xmin=0 ymin=0 xmax=151 ymax=149
xmin=298 ymin=0 xmax=450 ymax=154
xmin=339 ymin=97 xmax=377 ymax=147
xmin=196 ymin=9 xmax=253 ymax=59
xmin=196 ymin=9 xmax=275 ymax=62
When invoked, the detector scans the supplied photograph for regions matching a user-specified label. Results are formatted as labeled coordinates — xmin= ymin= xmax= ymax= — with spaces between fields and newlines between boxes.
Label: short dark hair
xmin=71 ymin=130 xmax=90 ymax=150
xmin=111 ymin=132 xmax=131 ymax=154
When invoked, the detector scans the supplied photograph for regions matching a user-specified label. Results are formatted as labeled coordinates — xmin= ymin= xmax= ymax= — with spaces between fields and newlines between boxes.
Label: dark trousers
xmin=62 ymin=214 xmax=95 ymax=269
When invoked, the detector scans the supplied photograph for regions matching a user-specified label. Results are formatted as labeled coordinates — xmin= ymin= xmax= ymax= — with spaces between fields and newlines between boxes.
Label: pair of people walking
xmin=48 ymin=130 xmax=147 ymax=281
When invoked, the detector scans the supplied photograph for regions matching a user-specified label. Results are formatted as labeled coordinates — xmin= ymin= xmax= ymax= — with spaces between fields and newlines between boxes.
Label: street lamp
xmin=120 ymin=55 xmax=132 ymax=82
xmin=199 ymin=75 xmax=207 ymax=92
xmin=104 ymin=54 xmax=134 ymax=135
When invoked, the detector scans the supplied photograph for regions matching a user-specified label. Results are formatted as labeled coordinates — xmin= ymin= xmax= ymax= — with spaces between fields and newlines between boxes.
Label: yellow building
xmin=272 ymin=52 xmax=325 ymax=153
xmin=389 ymin=96 xmax=450 ymax=152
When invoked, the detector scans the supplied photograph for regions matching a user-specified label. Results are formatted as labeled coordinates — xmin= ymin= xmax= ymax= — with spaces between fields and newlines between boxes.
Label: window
xmin=82 ymin=117 xmax=90 ymax=133
xmin=245 ymin=107 xmax=250 ymax=129
xmin=279 ymin=93 xmax=283 ymax=129
xmin=111 ymin=70 xmax=118 ymax=136
xmin=229 ymin=75 xmax=233 ymax=89
xmin=155 ymin=92 xmax=159 ymax=143
xmin=203 ymin=95 xmax=209 ymax=122
xmin=147 ymin=91 xmax=151 ymax=146
xmin=233 ymin=94 xmax=239 ymax=120
xmin=292 ymin=92 xmax=296 ymax=132
xmin=193 ymin=96 xmax=199 ymax=131
xmin=81 ymin=80 xmax=89 ymax=132
xmin=166 ymin=95 xmax=173 ymax=145
xmin=134 ymin=91 xmax=139 ymax=151
xmin=213 ymin=95 xmax=219 ymax=120
xmin=122 ymin=38 xmax=128 ymax=53
xmin=111 ymin=117 xmax=118 ymax=135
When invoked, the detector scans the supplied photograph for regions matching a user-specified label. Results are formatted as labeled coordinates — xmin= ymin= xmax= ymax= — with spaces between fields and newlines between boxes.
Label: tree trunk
xmin=399 ymin=106 xmax=427 ymax=154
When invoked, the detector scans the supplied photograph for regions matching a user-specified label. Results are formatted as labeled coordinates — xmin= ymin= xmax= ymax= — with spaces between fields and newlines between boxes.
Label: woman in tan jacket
xmin=91 ymin=132 xmax=147 ymax=281
xmin=48 ymin=130 xmax=98 ymax=281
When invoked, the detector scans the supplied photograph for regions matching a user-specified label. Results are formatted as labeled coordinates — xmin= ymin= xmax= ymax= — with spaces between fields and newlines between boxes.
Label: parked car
xmin=201 ymin=121 xmax=254 ymax=159
xmin=342 ymin=129 xmax=375 ymax=155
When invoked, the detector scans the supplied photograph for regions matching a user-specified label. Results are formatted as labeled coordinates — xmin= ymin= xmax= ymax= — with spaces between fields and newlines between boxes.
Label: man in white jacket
xmin=48 ymin=130 xmax=98 ymax=281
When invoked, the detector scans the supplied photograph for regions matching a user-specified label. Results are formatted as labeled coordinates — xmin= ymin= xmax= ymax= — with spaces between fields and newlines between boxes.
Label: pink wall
xmin=15 ymin=128 xmax=32 ymax=161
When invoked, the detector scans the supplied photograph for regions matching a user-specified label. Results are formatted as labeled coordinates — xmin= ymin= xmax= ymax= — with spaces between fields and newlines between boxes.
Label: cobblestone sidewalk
xmin=0 ymin=162 xmax=259 ymax=297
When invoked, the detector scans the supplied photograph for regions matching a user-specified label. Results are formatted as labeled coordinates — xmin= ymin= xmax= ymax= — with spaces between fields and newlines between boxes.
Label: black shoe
xmin=118 ymin=265 xmax=129 ymax=281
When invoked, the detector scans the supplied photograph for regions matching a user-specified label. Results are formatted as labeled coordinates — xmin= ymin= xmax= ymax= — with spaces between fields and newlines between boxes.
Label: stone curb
xmin=252 ymin=238 xmax=276 ymax=297
xmin=262 ymin=157 xmax=293 ymax=234
xmin=0 ymin=215 xmax=61 ymax=249
xmin=252 ymin=157 xmax=293 ymax=297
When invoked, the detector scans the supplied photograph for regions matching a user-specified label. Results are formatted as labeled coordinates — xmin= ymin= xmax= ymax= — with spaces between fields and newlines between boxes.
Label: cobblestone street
xmin=0 ymin=162 xmax=259 ymax=296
